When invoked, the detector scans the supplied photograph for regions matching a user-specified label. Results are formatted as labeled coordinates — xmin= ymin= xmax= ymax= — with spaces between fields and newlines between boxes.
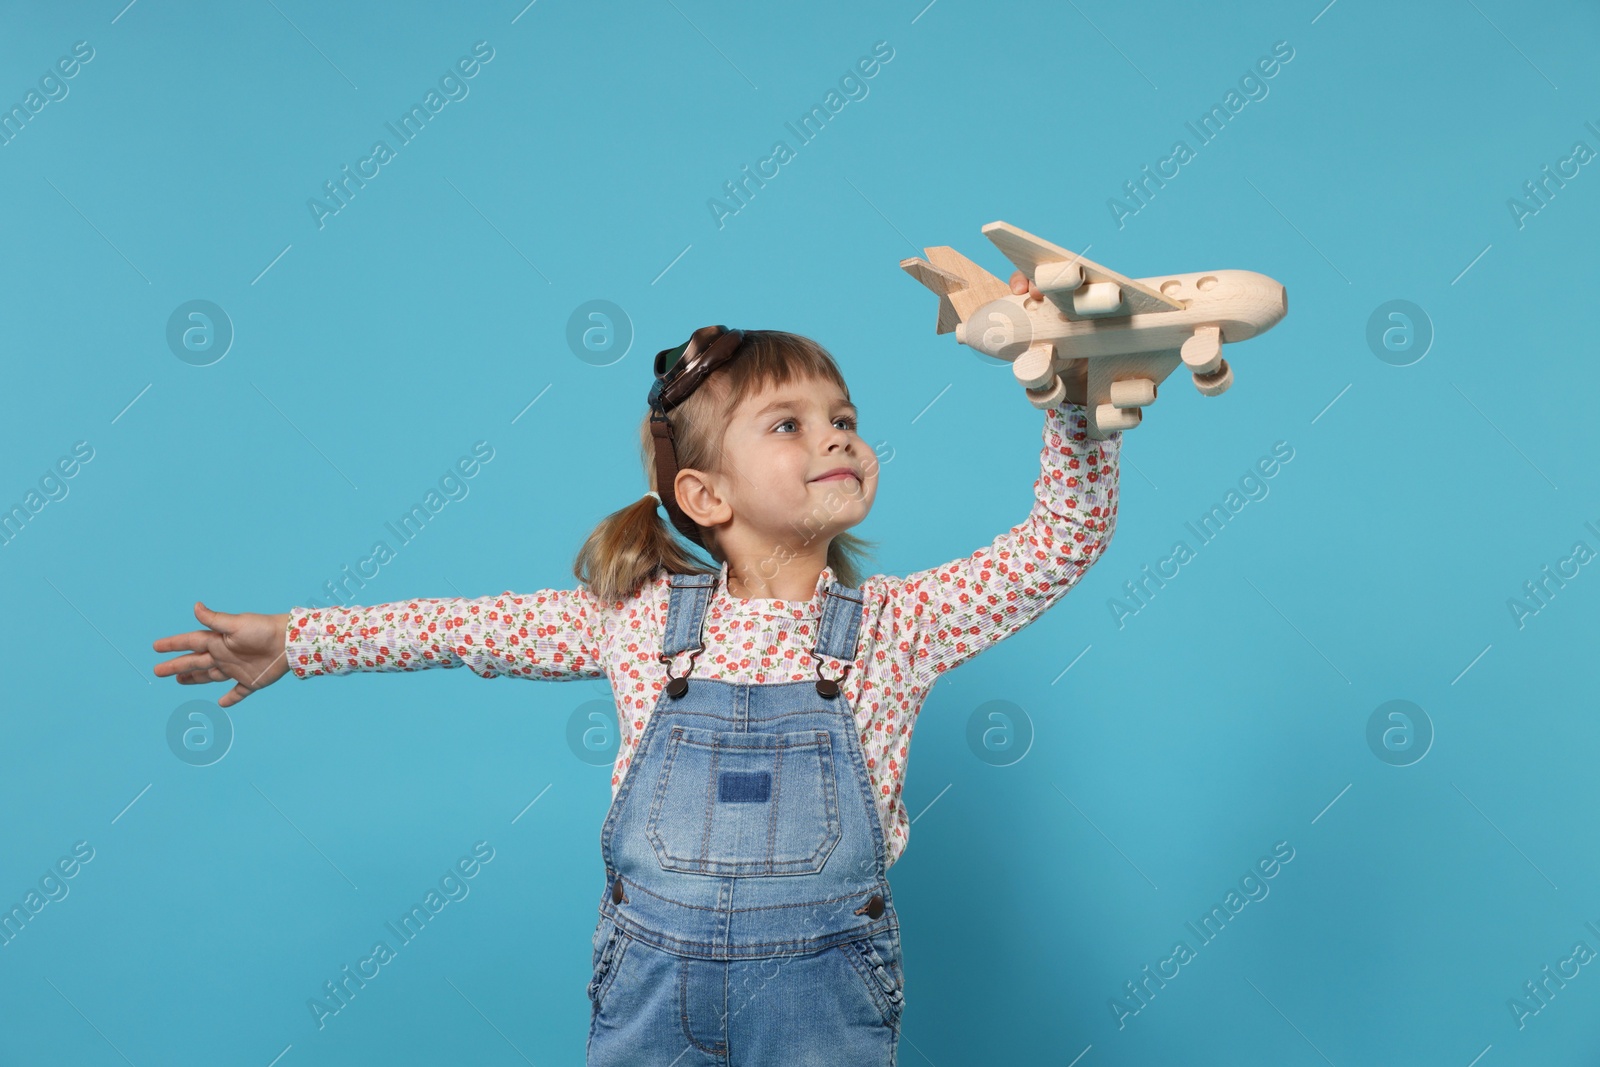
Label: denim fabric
xmin=588 ymin=572 xmax=904 ymax=1065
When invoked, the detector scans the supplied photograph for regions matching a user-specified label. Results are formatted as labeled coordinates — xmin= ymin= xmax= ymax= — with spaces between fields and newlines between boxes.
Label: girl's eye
xmin=774 ymin=417 xmax=858 ymax=433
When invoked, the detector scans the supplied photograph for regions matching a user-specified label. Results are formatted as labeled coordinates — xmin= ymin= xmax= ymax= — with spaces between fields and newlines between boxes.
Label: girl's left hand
xmin=1008 ymin=270 xmax=1089 ymax=407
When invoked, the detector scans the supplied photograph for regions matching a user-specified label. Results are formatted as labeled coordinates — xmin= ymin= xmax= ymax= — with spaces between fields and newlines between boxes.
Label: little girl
xmin=151 ymin=272 xmax=1121 ymax=1066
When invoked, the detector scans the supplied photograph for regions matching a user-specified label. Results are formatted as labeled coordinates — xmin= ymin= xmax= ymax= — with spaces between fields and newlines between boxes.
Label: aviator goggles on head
xmin=647 ymin=325 xmax=747 ymax=545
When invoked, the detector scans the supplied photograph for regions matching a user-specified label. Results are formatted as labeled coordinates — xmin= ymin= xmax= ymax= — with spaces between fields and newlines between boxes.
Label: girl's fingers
xmin=219 ymin=682 xmax=253 ymax=708
xmin=1008 ymin=271 xmax=1044 ymax=302
xmin=154 ymin=651 xmax=216 ymax=677
xmin=174 ymin=664 xmax=230 ymax=685
xmin=152 ymin=628 xmax=218 ymax=654
xmin=193 ymin=601 xmax=236 ymax=635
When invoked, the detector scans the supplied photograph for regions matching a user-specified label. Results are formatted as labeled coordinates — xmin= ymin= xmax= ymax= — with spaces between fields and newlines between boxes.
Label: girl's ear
xmin=672 ymin=468 xmax=731 ymax=531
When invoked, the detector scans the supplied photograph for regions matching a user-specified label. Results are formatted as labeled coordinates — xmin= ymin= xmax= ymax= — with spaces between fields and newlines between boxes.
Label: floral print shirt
xmin=284 ymin=401 xmax=1120 ymax=868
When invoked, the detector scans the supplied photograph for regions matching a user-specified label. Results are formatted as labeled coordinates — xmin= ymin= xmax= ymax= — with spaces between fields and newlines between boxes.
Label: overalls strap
xmin=661 ymin=572 xmax=717 ymax=657
xmin=814 ymin=580 xmax=865 ymax=662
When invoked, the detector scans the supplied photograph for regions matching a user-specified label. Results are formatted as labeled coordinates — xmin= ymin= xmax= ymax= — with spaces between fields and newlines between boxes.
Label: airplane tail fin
xmin=900 ymin=246 xmax=1012 ymax=335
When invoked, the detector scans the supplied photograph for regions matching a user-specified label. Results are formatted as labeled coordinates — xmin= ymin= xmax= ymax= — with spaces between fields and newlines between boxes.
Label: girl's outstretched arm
xmin=884 ymin=400 xmax=1120 ymax=689
xmin=285 ymin=588 xmax=605 ymax=682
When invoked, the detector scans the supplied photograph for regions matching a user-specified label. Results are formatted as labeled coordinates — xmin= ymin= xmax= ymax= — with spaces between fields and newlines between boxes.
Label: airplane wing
xmin=981 ymin=220 xmax=1185 ymax=321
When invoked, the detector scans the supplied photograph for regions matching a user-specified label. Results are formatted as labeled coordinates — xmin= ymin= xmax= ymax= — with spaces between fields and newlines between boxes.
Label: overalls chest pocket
xmin=646 ymin=725 xmax=843 ymax=876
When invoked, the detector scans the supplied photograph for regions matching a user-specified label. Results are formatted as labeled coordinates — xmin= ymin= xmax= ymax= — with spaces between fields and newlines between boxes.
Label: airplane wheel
xmin=1094 ymin=402 xmax=1141 ymax=432
xmin=1192 ymin=358 xmax=1232 ymax=397
xmin=1025 ymin=375 xmax=1065 ymax=409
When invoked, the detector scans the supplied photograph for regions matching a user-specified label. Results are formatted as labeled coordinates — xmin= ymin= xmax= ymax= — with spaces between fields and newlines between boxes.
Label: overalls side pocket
xmin=587 ymin=919 xmax=629 ymax=1011
xmin=840 ymin=931 xmax=905 ymax=1026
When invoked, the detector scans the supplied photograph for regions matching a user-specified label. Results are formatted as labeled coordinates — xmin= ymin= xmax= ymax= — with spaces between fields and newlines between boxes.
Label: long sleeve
xmin=887 ymin=400 xmax=1120 ymax=688
xmin=284 ymin=588 xmax=605 ymax=681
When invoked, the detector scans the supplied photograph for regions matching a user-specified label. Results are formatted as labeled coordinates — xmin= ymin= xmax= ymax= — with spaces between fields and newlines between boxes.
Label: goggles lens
xmin=655 ymin=339 xmax=692 ymax=380
xmin=651 ymin=326 xmax=741 ymax=413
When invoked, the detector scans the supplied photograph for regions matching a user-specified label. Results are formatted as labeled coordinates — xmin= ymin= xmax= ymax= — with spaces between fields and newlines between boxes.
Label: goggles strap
xmin=650 ymin=413 xmax=704 ymax=546
xmin=646 ymin=325 xmax=747 ymax=551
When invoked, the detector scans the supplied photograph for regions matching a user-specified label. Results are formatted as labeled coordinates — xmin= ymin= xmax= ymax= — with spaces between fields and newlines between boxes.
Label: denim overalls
xmin=587 ymin=571 xmax=905 ymax=1066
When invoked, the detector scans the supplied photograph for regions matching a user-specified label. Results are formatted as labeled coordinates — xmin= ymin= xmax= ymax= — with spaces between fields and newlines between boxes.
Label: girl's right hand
xmin=152 ymin=602 xmax=293 ymax=707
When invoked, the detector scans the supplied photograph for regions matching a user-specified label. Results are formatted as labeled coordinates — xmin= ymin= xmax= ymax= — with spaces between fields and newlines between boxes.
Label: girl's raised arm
xmin=285 ymin=588 xmax=606 ymax=682
xmin=883 ymin=400 xmax=1120 ymax=689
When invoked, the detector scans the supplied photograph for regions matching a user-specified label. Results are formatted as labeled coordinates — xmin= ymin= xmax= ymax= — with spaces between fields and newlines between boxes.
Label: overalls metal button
xmin=814 ymin=658 xmax=852 ymax=699
xmin=855 ymin=893 xmax=884 ymax=919
xmin=659 ymin=647 xmax=703 ymax=700
xmin=611 ymin=878 xmax=626 ymax=904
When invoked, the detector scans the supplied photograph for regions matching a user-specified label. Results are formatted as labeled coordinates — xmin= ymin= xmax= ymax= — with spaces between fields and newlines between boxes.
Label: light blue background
xmin=2 ymin=0 xmax=1597 ymax=1063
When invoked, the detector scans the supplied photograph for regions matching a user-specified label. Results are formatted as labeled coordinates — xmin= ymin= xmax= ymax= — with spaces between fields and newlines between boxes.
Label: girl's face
xmin=680 ymin=375 xmax=878 ymax=560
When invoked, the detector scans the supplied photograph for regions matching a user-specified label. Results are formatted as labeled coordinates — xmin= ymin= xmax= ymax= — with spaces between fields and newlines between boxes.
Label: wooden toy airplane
xmin=901 ymin=221 xmax=1288 ymax=440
